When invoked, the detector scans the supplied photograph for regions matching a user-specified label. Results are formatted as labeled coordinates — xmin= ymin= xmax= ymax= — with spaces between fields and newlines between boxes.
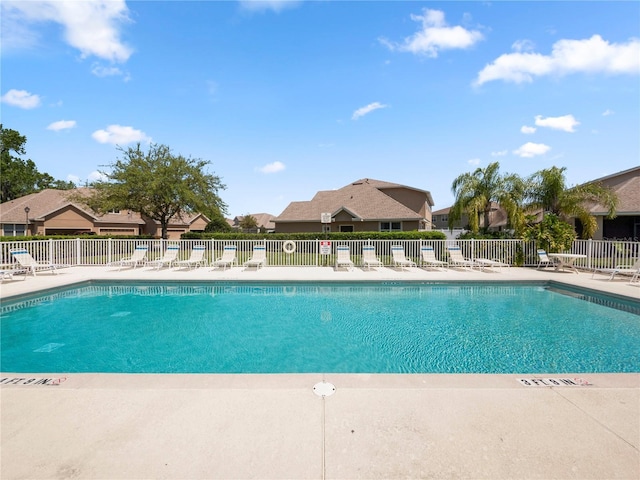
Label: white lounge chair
xmin=335 ymin=245 xmax=354 ymax=271
xmin=116 ymin=244 xmax=148 ymax=270
xmin=212 ymin=245 xmax=238 ymax=270
xmin=362 ymin=245 xmax=383 ymax=270
xmin=244 ymin=245 xmax=267 ymax=270
xmin=145 ymin=244 xmax=180 ymax=270
xmin=592 ymin=258 xmax=640 ymax=281
xmin=9 ymin=248 xmax=61 ymax=275
xmin=420 ymin=246 xmax=448 ymax=270
xmin=536 ymin=249 xmax=556 ymax=269
xmin=175 ymin=244 xmax=208 ymax=270
xmin=474 ymin=258 xmax=510 ymax=272
xmin=391 ymin=245 xmax=416 ymax=270
xmin=446 ymin=245 xmax=477 ymax=270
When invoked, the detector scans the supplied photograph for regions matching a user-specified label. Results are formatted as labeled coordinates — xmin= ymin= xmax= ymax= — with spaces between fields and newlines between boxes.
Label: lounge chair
xmin=175 ymin=244 xmax=207 ymax=269
xmin=116 ymin=244 xmax=148 ymax=270
xmin=536 ymin=249 xmax=556 ymax=269
xmin=446 ymin=245 xmax=477 ymax=270
xmin=335 ymin=245 xmax=354 ymax=271
xmin=592 ymin=257 xmax=640 ymax=281
xmin=145 ymin=244 xmax=180 ymax=270
xmin=391 ymin=245 xmax=416 ymax=270
xmin=9 ymin=248 xmax=61 ymax=275
xmin=0 ymin=269 xmax=26 ymax=281
xmin=244 ymin=245 xmax=267 ymax=270
xmin=361 ymin=245 xmax=383 ymax=270
xmin=474 ymin=258 xmax=510 ymax=272
xmin=212 ymin=245 xmax=237 ymax=270
xmin=420 ymin=245 xmax=448 ymax=270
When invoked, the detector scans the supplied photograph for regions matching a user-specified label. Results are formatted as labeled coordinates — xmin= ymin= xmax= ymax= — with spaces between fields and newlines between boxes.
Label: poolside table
xmin=547 ymin=253 xmax=587 ymax=274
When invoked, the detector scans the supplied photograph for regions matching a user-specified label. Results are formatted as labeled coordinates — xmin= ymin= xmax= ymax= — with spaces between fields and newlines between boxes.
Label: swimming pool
xmin=1 ymin=281 xmax=638 ymax=374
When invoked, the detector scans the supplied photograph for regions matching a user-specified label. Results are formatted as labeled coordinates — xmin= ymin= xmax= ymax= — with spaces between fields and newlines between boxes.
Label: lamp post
xmin=24 ymin=206 xmax=30 ymax=235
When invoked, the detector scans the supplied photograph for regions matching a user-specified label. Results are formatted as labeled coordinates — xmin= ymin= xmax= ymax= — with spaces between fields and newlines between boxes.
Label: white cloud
xmin=47 ymin=120 xmax=76 ymax=131
xmin=1 ymin=89 xmax=41 ymax=109
xmin=475 ymin=35 xmax=640 ymax=85
xmin=535 ymin=114 xmax=579 ymax=132
xmin=513 ymin=142 xmax=551 ymax=158
xmin=91 ymin=64 xmax=126 ymax=78
xmin=257 ymin=161 xmax=286 ymax=174
xmin=491 ymin=150 xmax=508 ymax=157
xmin=66 ymin=174 xmax=80 ymax=184
xmin=352 ymin=102 xmax=388 ymax=120
xmin=239 ymin=0 xmax=301 ymax=13
xmin=467 ymin=158 xmax=481 ymax=165
xmin=91 ymin=125 xmax=151 ymax=145
xmin=512 ymin=39 xmax=535 ymax=53
xmin=1 ymin=0 xmax=133 ymax=62
xmin=602 ymin=109 xmax=614 ymax=116
xmin=520 ymin=125 xmax=536 ymax=134
xmin=380 ymin=9 xmax=483 ymax=57
xmin=88 ymin=170 xmax=108 ymax=182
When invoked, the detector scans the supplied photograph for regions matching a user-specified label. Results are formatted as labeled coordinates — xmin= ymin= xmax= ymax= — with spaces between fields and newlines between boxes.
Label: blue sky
xmin=2 ymin=1 xmax=639 ymax=218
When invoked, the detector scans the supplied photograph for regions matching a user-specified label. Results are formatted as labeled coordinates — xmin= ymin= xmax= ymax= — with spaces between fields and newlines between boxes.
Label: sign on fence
xmin=320 ymin=241 xmax=332 ymax=255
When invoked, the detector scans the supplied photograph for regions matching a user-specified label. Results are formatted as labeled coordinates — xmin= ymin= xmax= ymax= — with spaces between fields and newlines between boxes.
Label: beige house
xmin=228 ymin=213 xmax=276 ymax=233
xmin=432 ymin=202 xmax=509 ymax=232
xmin=275 ymin=178 xmax=434 ymax=233
xmin=0 ymin=189 xmax=209 ymax=240
xmin=585 ymin=166 xmax=640 ymax=240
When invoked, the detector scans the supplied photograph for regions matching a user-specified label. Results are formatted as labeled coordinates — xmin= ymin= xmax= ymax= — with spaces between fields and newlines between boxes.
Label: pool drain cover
xmin=313 ymin=382 xmax=336 ymax=397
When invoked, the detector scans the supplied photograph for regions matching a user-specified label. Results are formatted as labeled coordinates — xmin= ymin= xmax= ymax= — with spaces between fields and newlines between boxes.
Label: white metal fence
xmin=2 ymin=238 xmax=638 ymax=271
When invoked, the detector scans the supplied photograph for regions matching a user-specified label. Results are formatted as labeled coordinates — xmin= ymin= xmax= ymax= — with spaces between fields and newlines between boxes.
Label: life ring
xmin=282 ymin=240 xmax=296 ymax=254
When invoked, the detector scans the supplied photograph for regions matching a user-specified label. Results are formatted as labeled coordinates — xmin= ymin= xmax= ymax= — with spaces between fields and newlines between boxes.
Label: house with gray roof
xmin=585 ymin=166 xmax=640 ymax=240
xmin=274 ymin=178 xmax=434 ymax=233
xmin=0 ymin=189 xmax=209 ymax=239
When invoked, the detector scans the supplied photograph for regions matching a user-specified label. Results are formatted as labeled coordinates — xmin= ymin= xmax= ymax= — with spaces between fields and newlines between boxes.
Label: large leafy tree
xmin=526 ymin=166 xmax=617 ymax=238
xmin=85 ymin=143 xmax=227 ymax=239
xmin=1 ymin=124 xmax=74 ymax=202
xmin=449 ymin=162 xmax=526 ymax=234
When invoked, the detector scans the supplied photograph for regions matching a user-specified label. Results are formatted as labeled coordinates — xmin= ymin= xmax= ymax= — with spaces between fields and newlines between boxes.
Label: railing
xmin=1 ymin=238 xmax=638 ymax=271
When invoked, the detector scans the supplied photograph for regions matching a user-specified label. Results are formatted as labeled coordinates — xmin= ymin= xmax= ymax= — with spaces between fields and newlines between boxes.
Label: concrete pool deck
xmin=1 ymin=266 xmax=638 ymax=479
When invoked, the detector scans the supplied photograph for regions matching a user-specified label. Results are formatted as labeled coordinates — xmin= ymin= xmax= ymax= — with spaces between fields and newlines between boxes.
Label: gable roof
xmin=585 ymin=166 xmax=640 ymax=214
xmin=276 ymin=178 xmax=432 ymax=222
xmin=0 ymin=189 xmax=206 ymax=226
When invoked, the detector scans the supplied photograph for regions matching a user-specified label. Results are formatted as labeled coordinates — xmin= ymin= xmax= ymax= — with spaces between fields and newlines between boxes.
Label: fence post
xmin=48 ymin=238 xmax=53 ymax=263
xmin=108 ymin=238 xmax=112 ymax=265
xmin=587 ymin=239 xmax=593 ymax=270
xmin=76 ymin=238 xmax=81 ymax=265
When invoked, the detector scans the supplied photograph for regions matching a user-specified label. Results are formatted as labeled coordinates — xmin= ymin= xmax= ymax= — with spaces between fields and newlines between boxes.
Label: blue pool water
xmin=1 ymin=282 xmax=638 ymax=374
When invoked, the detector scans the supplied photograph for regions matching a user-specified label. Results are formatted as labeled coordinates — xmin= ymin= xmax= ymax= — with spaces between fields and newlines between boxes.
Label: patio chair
xmin=175 ymin=244 xmax=208 ymax=270
xmin=420 ymin=245 xmax=448 ymax=270
xmin=536 ymin=249 xmax=556 ymax=269
xmin=391 ymin=245 xmax=416 ymax=270
xmin=335 ymin=245 xmax=354 ymax=271
xmin=474 ymin=258 xmax=511 ymax=272
xmin=361 ymin=245 xmax=383 ymax=270
xmin=212 ymin=245 xmax=238 ymax=270
xmin=244 ymin=245 xmax=267 ymax=270
xmin=446 ymin=245 xmax=477 ymax=270
xmin=9 ymin=248 xmax=61 ymax=275
xmin=116 ymin=244 xmax=148 ymax=270
xmin=145 ymin=244 xmax=180 ymax=270
xmin=591 ymin=257 xmax=640 ymax=281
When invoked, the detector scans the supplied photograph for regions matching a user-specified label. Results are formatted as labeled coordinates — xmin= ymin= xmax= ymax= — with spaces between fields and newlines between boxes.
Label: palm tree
xmin=449 ymin=162 xmax=526 ymax=234
xmin=526 ymin=166 xmax=618 ymax=238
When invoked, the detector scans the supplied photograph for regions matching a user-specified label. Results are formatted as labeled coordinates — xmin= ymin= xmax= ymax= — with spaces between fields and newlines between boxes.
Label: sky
xmin=2 ymin=1 xmax=639 ymax=218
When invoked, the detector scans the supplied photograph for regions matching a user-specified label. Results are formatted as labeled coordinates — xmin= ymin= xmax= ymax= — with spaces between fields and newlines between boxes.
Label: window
xmin=2 ymin=224 xmax=25 ymax=236
xmin=380 ymin=222 xmax=401 ymax=232
xmin=340 ymin=225 xmax=354 ymax=233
